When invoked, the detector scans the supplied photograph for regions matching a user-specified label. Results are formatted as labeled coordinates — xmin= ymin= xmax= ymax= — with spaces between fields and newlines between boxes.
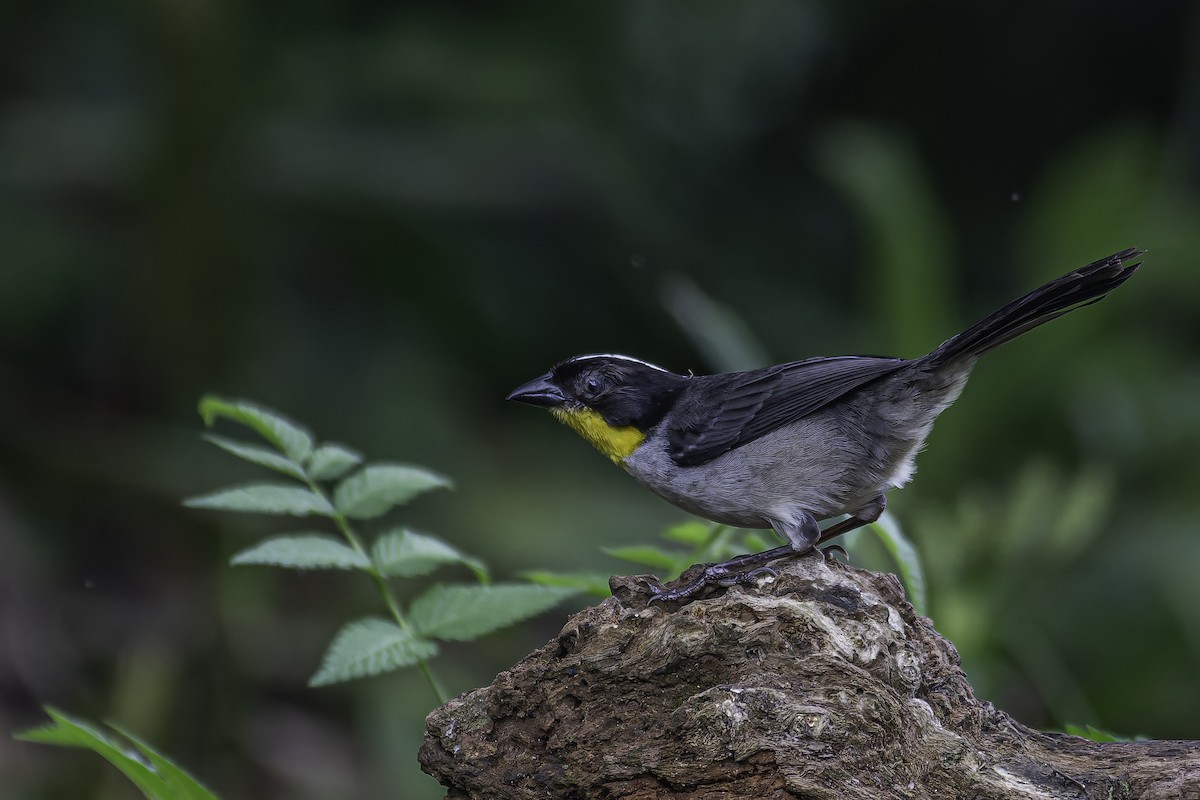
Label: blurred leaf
xmin=660 ymin=521 xmax=713 ymax=546
xmin=201 ymin=434 xmax=305 ymax=480
xmin=1062 ymin=723 xmax=1140 ymax=743
xmin=1043 ymin=465 xmax=1113 ymax=561
xmin=309 ymin=618 xmax=438 ymax=687
xmin=521 ymin=570 xmax=613 ymax=597
xmin=815 ymin=123 xmax=954 ymax=357
xmin=333 ymin=464 xmax=452 ymax=520
xmin=868 ymin=512 xmax=927 ymax=616
xmin=16 ymin=707 xmax=217 ymax=800
xmin=1005 ymin=623 xmax=1099 ymax=725
xmin=996 ymin=460 xmax=1059 ymax=560
xmin=307 ymin=443 xmax=363 ymax=481
xmin=198 ymin=395 xmax=314 ymax=463
xmin=987 ymin=460 xmax=1112 ymax=568
xmin=110 ymin=724 xmax=220 ymax=800
xmin=231 ymin=535 xmax=370 ymax=571
xmin=739 ymin=531 xmax=772 ymax=554
xmin=601 ymin=544 xmax=682 ymax=572
xmin=1022 ymin=122 xmax=1157 ymax=279
xmin=709 ymin=531 xmax=753 ymax=561
xmin=184 ymin=483 xmax=335 ymax=517
xmin=371 ymin=528 xmax=488 ymax=582
xmin=660 ymin=274 xmax=769 ymax=372
xmin=409 ymin=584 xmax=575 ymax=641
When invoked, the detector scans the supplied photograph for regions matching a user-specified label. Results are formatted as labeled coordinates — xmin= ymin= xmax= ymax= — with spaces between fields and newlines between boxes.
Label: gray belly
xmin=622 ymin=413 xmax=915 ymax=527
xmin=620 ymin=365 xmax=971 ymax=529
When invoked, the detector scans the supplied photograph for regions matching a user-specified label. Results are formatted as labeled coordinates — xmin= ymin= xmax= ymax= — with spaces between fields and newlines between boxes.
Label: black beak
xmin=507 ymin=373 xmax=567 ymax=407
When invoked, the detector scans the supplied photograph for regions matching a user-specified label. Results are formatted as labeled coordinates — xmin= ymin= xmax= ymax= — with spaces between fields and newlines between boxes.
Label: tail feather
xmin=927 ymin=247 xmax=1144 ymax=366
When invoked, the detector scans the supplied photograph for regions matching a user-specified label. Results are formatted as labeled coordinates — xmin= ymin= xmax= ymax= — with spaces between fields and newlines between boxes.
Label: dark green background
xmin=3 ymin=2 xmax=1199 ymax=798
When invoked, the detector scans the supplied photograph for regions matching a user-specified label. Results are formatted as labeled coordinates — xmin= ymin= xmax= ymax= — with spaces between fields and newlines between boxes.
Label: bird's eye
xmin=581 ymin=374 xmax=607 ymax=399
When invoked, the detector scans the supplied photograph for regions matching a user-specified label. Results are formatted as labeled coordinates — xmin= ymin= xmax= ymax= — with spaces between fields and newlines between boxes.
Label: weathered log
xmin=420 ymin=555 xmax=1200 ymax=799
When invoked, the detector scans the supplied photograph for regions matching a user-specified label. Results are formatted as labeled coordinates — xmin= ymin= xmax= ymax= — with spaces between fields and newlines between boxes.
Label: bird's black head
xmin=507 ymin=354 xmax=687 ymax=461
xmin=508 ymin=354 xmax=686 ymax=428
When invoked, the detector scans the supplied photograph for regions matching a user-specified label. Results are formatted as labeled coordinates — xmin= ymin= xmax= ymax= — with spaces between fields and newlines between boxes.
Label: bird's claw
xmin=820 ymin=544 xmax=849 ymax=563
xmin=646 ymin=576 xmax=705 ymax=604
xmin=717 ymin=565 xmax=777 ymax=586
xmin=647 ymin=563 xmax=778 ymax=604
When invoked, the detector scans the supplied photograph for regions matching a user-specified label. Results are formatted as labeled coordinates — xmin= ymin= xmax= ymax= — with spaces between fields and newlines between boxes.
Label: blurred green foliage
xmin=17 ymin=708 xmax=217 ymax=800
xmin=2 ymin=2 xmax=1198 ymax=799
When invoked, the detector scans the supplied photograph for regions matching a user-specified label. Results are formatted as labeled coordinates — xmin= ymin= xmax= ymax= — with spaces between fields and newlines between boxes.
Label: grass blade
xmin=868 ymin=512 xmax=928 ymax=616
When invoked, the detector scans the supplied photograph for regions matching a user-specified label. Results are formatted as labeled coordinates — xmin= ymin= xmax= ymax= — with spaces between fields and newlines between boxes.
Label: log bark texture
xmin=419 ymin=556 xmax=1200 ymax=799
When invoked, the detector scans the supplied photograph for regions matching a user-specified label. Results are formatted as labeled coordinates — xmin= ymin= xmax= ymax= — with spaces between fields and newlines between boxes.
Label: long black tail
xmin=927 ymin=247 xmax=1144 ymax=367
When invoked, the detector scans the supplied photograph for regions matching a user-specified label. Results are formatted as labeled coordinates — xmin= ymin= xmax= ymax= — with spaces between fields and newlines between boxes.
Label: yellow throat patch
xmin=551 ymin=407 xmax=645 ymax=464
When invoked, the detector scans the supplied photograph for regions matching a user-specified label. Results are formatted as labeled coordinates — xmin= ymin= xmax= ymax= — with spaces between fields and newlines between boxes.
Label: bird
xmin=507 ymin=248 xmax=1144 ymax=601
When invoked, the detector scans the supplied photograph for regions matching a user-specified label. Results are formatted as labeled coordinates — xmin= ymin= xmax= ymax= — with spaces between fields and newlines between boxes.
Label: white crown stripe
xmin=567 ymin=354 xmax=670 ymax=373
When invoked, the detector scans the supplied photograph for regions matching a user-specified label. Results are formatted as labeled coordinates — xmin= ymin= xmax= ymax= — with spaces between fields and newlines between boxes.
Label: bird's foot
xmin=647 ymin=562 xmax=779 ymax=604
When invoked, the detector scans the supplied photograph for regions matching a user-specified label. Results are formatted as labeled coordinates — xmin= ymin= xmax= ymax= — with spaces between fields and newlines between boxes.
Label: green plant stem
xmin=306 ymin=477 xmax=449 ymax=704
xmin=366 ymin=558 xmax=448 ymax=703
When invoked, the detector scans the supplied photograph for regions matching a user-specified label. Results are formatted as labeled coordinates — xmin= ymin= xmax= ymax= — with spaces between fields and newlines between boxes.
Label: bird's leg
xmin=647 ymin=497 xmax=889 ymax=603
xmin=648 ymin=511 xmax=822 ymax=603
xmin=816 ymin=495 xmax=886 ymax=546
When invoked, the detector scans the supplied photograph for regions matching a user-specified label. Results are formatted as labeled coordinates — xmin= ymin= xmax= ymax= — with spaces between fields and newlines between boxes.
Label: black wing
xmin=666 ymin=356 xmax=908 ymax=467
